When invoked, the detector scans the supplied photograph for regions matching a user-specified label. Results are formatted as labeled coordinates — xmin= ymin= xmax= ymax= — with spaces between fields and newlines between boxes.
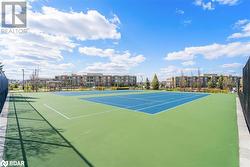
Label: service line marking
xmin=44 ymin=104 xmax=70 ymax=120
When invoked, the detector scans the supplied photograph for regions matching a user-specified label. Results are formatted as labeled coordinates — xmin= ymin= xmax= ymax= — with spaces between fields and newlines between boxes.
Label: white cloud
xmin=221 ymin=63 xmax=242 ymax=68
xmin=194 ymin=0 xmax=239 ymax=10
xmin=110 ymin=14 xmax=121 ymax=25
xmin=160 ymin=65 xmax=198 ymax=78
xmin=183 ymin=19 xmax=192 ymax=26
xmin=165 ymin=42 xmax=250 ymax=61
xmin=194 ymin=0 xmax=214 ymax=10
xmin=0 ymin=32 xmax=76 ymax=61
xmin=182 ymin=60 xmax=195 ymax=66
xmin=78 ymin=46 xmax=145 ymax=73
xmin=216 ymin=0 xmax=239 ymax=5
xmin=0 ymin=30 xmax=77 ymax=79
xmin=228 ymin=19 xmax=250 ymax=39
xmin=176 ymin=9 xmax=184 ymax=15
xmin=79 ymin=47 xmax=115 ymax=58
xmin=0 ymin=5 xmax=121 ymax=79
xmin=2 ymin=58 xmax=74 ymax=79
xmin=233 ymin=19 xmax=249 ymax=28
xmin=29 ymin=6 xmax=121 ymax=40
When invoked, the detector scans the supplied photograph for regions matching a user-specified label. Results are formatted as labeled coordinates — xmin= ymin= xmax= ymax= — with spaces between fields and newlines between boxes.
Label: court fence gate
xmin=0 ymin=71 xmax=8 ymax=114
xmin=239 ymin=57 xmax=250 ymax=131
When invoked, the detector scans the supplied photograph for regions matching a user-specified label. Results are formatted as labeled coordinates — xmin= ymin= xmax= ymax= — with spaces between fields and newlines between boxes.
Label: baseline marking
xmin=113 ymin=93 xmax=192 ymax=103
xmin=44 ymin=104 xmax=70 ymax=120
xmin=152 ymin=94 xmax=209 ymax=115
xmin=136 ymin=94 xmax=203 ymax=111
xmin=113 ymin=94 xmax=183 ymax=103
xmin=74 ymin=93 xmax=209 ymax=118
xmin=71 ymin=99 xmax=161 ymax=120
xmin=85 ymin=93 xmax=186 ymax=107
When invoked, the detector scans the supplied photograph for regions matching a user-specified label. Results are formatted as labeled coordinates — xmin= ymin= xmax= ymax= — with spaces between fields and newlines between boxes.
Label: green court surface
xmin=3 ymin=91 xmax=239 ymax=167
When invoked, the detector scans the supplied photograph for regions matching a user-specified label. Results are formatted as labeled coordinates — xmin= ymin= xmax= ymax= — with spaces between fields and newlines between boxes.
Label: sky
xmin=0 ymin=0 xmax=250 ymax=81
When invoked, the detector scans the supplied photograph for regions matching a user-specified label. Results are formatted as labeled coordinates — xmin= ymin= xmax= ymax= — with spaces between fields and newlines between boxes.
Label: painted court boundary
xmin=85 ymin=93 xmax=208 ymax=114
xmin=44 ymin=94 xmax=208 ymax=120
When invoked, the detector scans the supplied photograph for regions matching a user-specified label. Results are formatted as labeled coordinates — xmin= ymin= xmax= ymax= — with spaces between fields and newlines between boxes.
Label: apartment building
xmin=55 ymin=73 xmax=137 ymax=87
xmin=166 ymin=74 xmax=241 ymax=88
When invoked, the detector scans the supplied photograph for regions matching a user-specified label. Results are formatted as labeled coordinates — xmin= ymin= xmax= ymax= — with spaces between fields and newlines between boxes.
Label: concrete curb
xmin=236 ymin=97 xmax=250 ymax=167
xmin=0 ymin=96 xmax=9 ymax=162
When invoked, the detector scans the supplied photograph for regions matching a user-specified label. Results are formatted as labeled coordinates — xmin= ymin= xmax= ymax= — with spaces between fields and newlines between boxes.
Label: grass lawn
xmin=3 ymin=91 xmax=239 ymax=167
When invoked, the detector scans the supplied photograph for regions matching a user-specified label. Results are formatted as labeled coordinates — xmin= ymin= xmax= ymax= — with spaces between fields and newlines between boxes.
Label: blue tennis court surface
xmin=54 ymin=90 xmax=143 ymax=96
xmin=84 ymin=92 xmax=209 ymax=114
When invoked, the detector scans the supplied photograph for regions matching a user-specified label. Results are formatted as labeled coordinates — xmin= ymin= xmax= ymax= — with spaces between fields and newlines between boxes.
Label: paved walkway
xmin=0 ymin=96 xmax=9 ymax=162
xmin=236 ymin=97 xmax=250 ymax=167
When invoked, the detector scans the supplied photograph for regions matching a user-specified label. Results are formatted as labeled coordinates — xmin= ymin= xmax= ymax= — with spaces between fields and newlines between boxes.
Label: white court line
xmin=79 ymin=94 xmax=204 ymax=118
xmin=152 ymin=94 xmax=209 ymax=115
xmin=113 ymin=93 xmax=183 ymax=103
xmin=136 ymin=94 xmax=204 ymax=111
xmin=43 ymin=104 xmax=70 ymax=120
xmin=86 ymin=99 xmax=131 ymax=108
xmin=114 ymin=93 xmax=193 ymax=103
xmin=86 ymin=92 xmax=191 ymax=107
xmin=115 ymin=96 xmax=159 ymax=102
xmin=70 ymin=99 xmax=160 ymax=120
xmin=70 ymin=101 xmax=148 ymax=119
xmin=70 ymin=110 xmax=113 ymax=119
xmin=68 ymin=93 xmax=208 ymax=120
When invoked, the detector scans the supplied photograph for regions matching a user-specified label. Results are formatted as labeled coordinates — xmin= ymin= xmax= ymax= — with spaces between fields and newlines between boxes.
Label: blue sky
xmin=1 ymin=0 xmax=250 ymax=80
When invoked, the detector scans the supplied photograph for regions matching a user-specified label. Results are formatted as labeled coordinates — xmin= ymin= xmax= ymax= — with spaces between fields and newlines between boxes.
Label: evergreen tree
xmin=151 ymin=74 xmax=159 ymax=90
xmin=145 ymin=78 xmax=150 ymax=89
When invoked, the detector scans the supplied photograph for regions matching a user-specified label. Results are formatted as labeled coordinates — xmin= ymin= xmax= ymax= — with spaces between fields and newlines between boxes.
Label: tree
xmin=0 ymin=62 xmax=3 ymax=72
xmin=223 ymin=77 xmax=229 ymax=89
xmin=217 ymin=76 xmax=224 ymax=89
xmin=30 ymin=69 xmax=39 ymax=92
xmin=180 ymin=71 xmax=186 ymax=88
xmin=192 ymin=77 xmax=198 ymax=88
xmin=151 ymin=74 xmax=159 ymax=90
xmin=208 ymin=78 xmax=216 ymax=88
xmin=208 ymin=81 xmax=213 ymax=88
xmin=14 ymin=83 xmax=18 ymax=88
xmin=145 ymin=78 xmax=150 ymax=89
xmin=197 ymin=68 xmax=201 ymax=91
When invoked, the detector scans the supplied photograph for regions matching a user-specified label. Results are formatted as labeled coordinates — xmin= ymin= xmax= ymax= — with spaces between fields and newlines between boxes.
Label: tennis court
xmin=84 ymin=92 xmax=209 ymax=114
xmin=2 ymin=91 xmax=239 ymax=167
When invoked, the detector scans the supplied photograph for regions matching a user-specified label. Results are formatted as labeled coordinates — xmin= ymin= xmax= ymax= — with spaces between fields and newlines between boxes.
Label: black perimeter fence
xmin=239 ymin=57 xmax=250 ymax=131
xmin=0 ymin=71 xmax=8 ymax=113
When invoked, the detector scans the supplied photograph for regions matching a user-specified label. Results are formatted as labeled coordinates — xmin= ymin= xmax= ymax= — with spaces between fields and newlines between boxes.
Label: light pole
xmin=22 ymin=69 xmax=24 ymax=90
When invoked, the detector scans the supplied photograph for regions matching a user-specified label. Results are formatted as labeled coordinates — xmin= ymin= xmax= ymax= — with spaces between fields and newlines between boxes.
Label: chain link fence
xmin=240 ymin=58 xmax=250 ymax=130
xmin=0 ymin=71 xmax=8 ymax=113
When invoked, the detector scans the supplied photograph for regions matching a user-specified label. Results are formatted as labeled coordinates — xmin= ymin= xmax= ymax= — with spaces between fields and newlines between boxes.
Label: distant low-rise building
xmin=166 ymin=74 xmax=241 ymax=89
xmin=55 ymin=73 xmax=137 ymax=87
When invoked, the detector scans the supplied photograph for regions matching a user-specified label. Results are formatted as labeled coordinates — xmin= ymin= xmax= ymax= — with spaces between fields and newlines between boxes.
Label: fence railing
xmin=240 ymin=58 xmax=250 ymax=131
xmin=0 ymin=71 xmax=8 ymax=113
